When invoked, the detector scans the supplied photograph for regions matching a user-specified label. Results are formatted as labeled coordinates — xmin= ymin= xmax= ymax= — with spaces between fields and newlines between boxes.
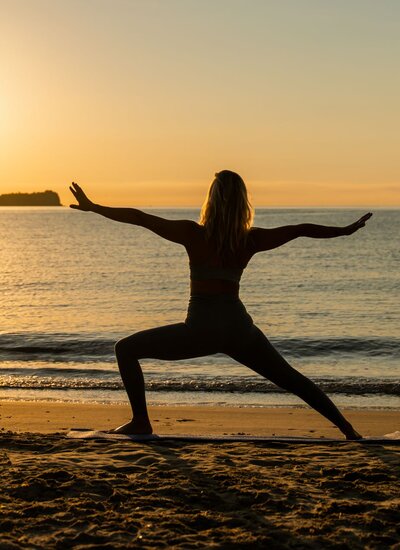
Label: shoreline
xmin=0 ymin=400 xmax=398 ymax=437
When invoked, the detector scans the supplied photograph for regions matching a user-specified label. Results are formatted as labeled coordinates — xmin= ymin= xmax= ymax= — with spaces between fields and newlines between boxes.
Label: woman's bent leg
xmin=114 ymin=337 xmax=152 ymax=434
xmin=228 ymin=326 xmax=361 ymax=439
xmin=114 ymin=323 xmax=217 ymax=434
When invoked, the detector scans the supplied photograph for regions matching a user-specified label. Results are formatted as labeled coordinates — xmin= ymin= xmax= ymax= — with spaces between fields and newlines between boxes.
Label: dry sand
xmin=0 ymin=402 xmax=399 ymax=548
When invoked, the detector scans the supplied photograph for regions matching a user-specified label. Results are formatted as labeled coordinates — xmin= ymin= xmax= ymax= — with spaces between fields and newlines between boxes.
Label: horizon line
xmin=1 ymin=204 xmax=398 ymax=210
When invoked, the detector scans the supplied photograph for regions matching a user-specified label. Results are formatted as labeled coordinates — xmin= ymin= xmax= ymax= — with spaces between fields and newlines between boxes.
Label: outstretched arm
xmin=251 ymin=213 xmax=373 ymax=253
xmin=69 ymin=182 xmax=196 ymax=246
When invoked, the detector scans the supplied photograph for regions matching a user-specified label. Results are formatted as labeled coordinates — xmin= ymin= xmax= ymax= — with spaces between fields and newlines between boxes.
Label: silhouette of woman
xmin=70 ymin=172 xmax=372 ymax=438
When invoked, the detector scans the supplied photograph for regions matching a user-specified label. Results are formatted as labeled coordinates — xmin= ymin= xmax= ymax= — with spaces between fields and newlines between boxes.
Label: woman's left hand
xmin=344 ymin=212 xmax=373 ymax=235
xmin=69 ymin=182 xmax=94 ymax=211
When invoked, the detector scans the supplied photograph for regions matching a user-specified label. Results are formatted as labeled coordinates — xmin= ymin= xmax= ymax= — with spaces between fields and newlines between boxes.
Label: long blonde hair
xmin=199 ymin=170 xmax=253 ymax=260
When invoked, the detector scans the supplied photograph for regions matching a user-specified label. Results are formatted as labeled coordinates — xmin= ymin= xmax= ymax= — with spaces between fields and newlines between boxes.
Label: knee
xmin=115 ymin=336 xmax=135 ymax=359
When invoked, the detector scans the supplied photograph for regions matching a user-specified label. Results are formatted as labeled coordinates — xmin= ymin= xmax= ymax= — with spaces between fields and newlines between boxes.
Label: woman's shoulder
xmin=184 ymin=222 xmax=206 ymax=249
xmin=178 ymin=220 xmax=203 ymax=236
xmin=246 ymin=226 xmax=266 ymax=245
xmin=187 ymin=221 xmax=206 ymax=237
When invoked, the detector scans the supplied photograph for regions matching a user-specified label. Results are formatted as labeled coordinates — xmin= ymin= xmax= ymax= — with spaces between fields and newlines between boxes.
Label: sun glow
xmin=1 ymin=1 xmax=399 ymax=207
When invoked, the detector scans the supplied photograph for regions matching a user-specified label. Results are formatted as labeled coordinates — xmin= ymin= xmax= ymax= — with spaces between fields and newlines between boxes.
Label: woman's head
xmin=199 ymin=170 xmax=253 ymax=259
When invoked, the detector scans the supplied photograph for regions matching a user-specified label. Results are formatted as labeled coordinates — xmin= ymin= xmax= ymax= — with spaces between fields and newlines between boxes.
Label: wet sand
xmin=0 ymin=401 xmax=398 ymax=437
xmin=1 ymin=402 xmax=399 ymax=548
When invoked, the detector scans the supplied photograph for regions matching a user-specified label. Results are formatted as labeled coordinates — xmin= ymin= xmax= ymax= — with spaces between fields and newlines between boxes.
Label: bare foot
xmin=346 ymin=430 xmax=363 ymax=441
xmin=343 ymin=425 xmax=363 ymax=440
xmin=112 ymin=418 xmax=153 ymax=435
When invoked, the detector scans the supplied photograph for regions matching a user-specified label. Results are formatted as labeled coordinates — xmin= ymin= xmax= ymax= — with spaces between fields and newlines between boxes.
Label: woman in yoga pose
xmin=70 ymin=172 xmax=372 ymax=438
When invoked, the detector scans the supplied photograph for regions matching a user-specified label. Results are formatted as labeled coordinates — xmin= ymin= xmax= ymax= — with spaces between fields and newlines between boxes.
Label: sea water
xmin=0 ymin=207 xmax=398 ymax=409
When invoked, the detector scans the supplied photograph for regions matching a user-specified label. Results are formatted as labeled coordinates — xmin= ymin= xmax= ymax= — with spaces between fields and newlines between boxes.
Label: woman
xmin=70 ymin=171 xmax=372 ymax=438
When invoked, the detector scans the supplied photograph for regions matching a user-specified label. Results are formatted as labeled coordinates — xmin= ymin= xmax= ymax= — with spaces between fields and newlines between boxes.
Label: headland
xmin=0 ymin=190 xmax=61 ymax=206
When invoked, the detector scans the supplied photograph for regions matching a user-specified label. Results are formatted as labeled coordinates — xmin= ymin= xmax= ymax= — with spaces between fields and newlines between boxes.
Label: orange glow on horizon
xmin=0 ymin=180 xmax=399 ymax=208
xmin=1 ymin=2 xmax=399 ymax=208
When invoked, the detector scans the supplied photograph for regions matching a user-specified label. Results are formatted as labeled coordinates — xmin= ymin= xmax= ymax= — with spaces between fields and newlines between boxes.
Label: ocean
xmin=0 ymin=206 xmax=399 ymax=409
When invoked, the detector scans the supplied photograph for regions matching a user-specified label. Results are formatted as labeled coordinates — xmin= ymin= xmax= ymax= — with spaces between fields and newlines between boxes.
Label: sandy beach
xmin=0 ymin=402 xmax=398 ymax=548
xmin=0 ymin=401 xmax=399 ymax=437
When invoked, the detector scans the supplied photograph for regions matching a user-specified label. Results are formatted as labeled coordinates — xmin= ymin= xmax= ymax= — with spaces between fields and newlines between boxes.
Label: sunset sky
xmin=1 ymin=0 xmax=399 ymax=207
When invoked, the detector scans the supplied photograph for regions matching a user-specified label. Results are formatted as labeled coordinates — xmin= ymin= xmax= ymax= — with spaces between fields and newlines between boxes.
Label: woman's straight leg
xmin=114 ymin=322 xmax=218 ymax=433
xmin=228 ymin=326 xmax=361 ymax=439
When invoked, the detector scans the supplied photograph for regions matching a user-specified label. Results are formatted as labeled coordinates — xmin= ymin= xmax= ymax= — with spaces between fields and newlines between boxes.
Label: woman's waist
xmin=189 ymin=294 xmax=242 ymax=304
xmin=187 ymin=292 xmax=246 ymax=310
xmin=186 ymin=294 xmax=252 ymax=329
xmin=190 ymin=279 xmax=239 ymax=298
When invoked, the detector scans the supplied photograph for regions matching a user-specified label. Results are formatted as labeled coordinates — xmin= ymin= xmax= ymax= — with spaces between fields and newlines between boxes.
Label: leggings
xmin=115 ymin=295 xmax=350 ymax=430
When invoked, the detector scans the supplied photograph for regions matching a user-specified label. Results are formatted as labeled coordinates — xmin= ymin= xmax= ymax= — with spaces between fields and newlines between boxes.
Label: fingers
xmin=70 ymin=182 xmax=83 ymax=194
xmin=69 ymin=181 xmax=89 ymax=207
xmin=69 ymin=182 xmax=86 ymax=210
xmin=72 ymin=181 xmax=84 ymax=194
xmin=350 ymin=212 xmax=373 ymax=232
xmin=360 ymin=212 xmax=373 ymax=222
xmin=72 ymin=182 xmax=89 ymax=203
xmin=72 ymin=184 xmax=82 ymax=195
xmin=355 ymin=212 xmax=373 ymax=227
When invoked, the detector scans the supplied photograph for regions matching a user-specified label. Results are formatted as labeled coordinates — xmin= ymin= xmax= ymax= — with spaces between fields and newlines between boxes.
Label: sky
xmin=1 ymin=0 xmax=399 ymax=207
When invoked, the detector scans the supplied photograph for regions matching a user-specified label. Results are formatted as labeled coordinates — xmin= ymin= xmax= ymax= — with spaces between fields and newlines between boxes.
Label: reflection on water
xmin=0 ymin=207 xmax=399 ymax=407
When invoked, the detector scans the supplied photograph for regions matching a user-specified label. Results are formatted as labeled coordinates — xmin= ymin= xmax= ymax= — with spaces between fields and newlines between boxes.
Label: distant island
xmin=0 ymin=190 xmax=61 ymax=206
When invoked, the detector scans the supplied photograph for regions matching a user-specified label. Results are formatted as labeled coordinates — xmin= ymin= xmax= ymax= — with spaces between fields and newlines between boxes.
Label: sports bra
xmin=190 ymin=263 xmax=244 ymax=283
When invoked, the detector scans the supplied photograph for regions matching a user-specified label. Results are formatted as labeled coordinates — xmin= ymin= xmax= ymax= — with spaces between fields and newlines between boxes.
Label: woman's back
xmin=186 ymin=223 xmax=254 ymax=296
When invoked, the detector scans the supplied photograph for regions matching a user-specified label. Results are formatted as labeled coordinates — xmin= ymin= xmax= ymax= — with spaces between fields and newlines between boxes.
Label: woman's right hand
xmin=344 ymin=212 xmax=373 ymax=235
xmin=69 ymin=182 xmax=94 ymax=211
